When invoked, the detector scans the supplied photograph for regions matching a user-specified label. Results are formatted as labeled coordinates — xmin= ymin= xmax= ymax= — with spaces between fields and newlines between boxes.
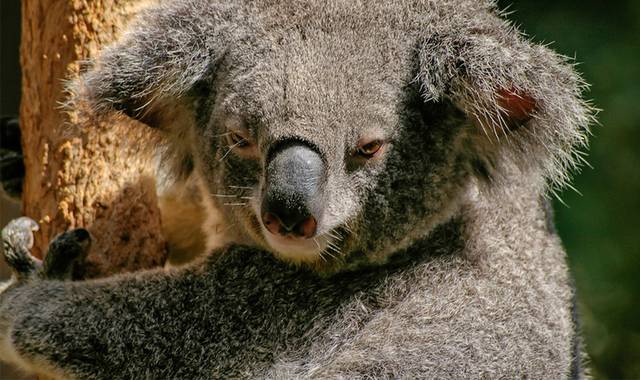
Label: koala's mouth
xmin=261 ymin=228 xmax=338 ymax=263
xmin=241 ymin=197 xmax=342 ymax=264
xmin=252 ymin=205 xmax=340 ymax=263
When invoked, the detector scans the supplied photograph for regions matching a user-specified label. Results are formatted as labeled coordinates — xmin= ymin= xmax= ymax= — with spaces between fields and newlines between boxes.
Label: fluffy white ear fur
xmin=64 ymin=2 xmax=247 ymax=183
xmin=69 ymin=0 xmax=225 ymax=129
xmin=417 ymin=10 xmax=594 ymax=191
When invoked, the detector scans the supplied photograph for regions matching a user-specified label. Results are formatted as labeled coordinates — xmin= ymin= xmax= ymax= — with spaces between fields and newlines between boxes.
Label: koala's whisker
xmin=312 ymin=237 xmax=338 ymax=261
xmin=223 ymin=202 xmax=248 ymax=206
xmin=218 ymin=140 xmax=246 ymax=162
xmin=228 ymin=185 xmax=253 ymax=190
xmin=327 ymin=237 xmax=341 ymax=247
xmin=322 ymin=249 xmax=337 ymax=261
xmin=212 ymin=194 xmax=239 ymax=198
xmin=323 ymin=244 xmax=340 ymax=260
xmin=319 ymin=240 xmax=339 ymax=260
xmin=326 ymin=230 xmax=343 ymax=242
xmin=313 ymin=239 xmax=328 ymax=262
xmin=325 ymin=236 xmax=342 ymax=250
xmin=327 ymin=242 xmax=342 ymax=254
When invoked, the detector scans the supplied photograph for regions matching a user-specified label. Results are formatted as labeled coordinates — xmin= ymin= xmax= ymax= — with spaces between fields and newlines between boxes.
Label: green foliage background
xmin=497 ymin=1 xmax=640 ymax=378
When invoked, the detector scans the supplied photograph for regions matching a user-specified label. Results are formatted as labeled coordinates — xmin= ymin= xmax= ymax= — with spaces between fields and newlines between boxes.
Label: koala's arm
xmin=0 ymin=218 xmax=227 ymax=379
xmin=0 ymin=243 xmax=296 ymax=379
xmin=0 ymin=272 xmax=176 ymax=378
xmin=0 ymin=251 xmax=205 ymax=378
xmin=0 ymin=219 xmax=324 ymax=379
xmin=0 ymin=198 xmax=581 ymax=380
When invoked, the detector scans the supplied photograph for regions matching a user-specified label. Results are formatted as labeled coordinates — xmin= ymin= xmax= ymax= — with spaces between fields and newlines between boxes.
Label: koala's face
xmin=81 ymin=1 xmax=588 ymax=266
xmin=192 ymin=33 xmax=469 ymax=265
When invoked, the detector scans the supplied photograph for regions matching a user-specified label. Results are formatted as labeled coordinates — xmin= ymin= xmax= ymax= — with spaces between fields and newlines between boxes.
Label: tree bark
xmin=20 ymin=0 xmax=167 ymax=278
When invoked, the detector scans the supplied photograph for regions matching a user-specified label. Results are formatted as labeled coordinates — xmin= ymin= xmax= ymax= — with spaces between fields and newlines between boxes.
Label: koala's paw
xmin=1 ymin=219 xmax=92 ymax=281
xmin=1 ymin=217 xmax=41 ymax=278
xmin=43 ymin=228 xmax=92 ymax=280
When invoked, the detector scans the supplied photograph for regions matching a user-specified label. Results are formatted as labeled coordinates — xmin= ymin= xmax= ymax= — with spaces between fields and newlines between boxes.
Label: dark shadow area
xmin=0 ymin=1 xmax=31 ymax=379
xmin=0 ymin=1 xmax=21 ymax=116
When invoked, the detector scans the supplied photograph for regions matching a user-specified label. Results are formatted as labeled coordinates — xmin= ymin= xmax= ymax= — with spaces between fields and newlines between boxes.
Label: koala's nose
xmin=262 ymin=210 xmax=317 ymax=238
xmin=261 ymin=142 xmax=324 ymax=239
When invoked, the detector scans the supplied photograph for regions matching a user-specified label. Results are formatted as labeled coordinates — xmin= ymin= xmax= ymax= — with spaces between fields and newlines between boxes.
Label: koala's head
xmin=194 ymin=37 xmax=468 ymax=264
xmin=75 ymin=0 xmax=592 ymax=267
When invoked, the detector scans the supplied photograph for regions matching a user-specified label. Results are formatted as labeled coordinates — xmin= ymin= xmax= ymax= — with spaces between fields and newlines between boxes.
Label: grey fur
xmin=1 ymin=0 xmax=592 ymax=378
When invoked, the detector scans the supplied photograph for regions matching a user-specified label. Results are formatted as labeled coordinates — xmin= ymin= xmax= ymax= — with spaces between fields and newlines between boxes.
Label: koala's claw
xmin=1 ymin=219 xmax=92 ymax=281
xmin=43 ymin=228 xmax=92 ymax=280
xmin=1 ymin=217 xmax=42 ymax=278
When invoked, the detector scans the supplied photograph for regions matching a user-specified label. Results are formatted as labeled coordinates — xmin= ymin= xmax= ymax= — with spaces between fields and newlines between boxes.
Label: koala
xmin=0 ymin=0 xmax=593 ymax=378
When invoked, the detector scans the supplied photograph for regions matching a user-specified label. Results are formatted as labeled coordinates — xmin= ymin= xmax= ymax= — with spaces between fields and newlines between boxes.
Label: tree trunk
xmin=20 ymin=0 xmax=167 ymax=278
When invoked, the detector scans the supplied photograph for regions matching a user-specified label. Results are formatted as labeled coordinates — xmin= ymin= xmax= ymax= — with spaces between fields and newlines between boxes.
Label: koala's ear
xmin=68 ymin=1 xmax=234 ymax=131
xmin=416 ymin=14 xmax=594 ymax=189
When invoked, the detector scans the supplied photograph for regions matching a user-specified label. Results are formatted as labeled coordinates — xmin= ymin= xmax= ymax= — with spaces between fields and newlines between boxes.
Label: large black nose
xmin=261 ymin=142 xmax=325 ymax=239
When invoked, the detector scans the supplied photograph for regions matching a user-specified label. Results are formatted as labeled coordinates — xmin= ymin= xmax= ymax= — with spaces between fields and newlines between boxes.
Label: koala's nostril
xmin=297 ymin=216 xmax=317 ymax=239
xmin=262 ymin=211 xmax=317 ymax=239
xmin=262 ymin=212 xmax=282 ymax=236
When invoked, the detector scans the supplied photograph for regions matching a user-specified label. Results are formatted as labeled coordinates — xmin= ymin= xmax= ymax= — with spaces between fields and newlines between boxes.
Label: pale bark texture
xmin=20 ymin=0 xmax=167 ymax=278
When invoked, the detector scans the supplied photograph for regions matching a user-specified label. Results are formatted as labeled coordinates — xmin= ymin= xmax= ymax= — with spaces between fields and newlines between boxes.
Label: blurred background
xmin=1 ymin=0 xmax=639 ymax=379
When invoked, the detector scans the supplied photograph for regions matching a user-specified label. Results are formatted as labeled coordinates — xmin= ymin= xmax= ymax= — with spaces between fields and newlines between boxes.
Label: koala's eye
xmin=355 ymin=139 xmax=384 ymax=158
xmin=227 ymin=130 xmax=250 ymax=148
xmin=222 ymin=116 xmax=258 ymax=159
